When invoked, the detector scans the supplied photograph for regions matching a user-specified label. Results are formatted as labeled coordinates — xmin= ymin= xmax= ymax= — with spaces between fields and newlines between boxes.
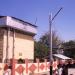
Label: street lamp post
xmin=49 ymin=13 xmax=53 ymax=75
xmin=49 ymin=8 xmax=63 ymax=75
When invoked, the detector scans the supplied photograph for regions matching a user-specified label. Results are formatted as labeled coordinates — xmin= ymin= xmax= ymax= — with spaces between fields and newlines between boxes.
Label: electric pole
xmin=49 ymin=7 xmax=63 ymax=75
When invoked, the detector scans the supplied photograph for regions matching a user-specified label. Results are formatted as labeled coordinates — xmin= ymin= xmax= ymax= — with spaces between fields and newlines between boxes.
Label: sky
xmin=0 ymin=0 xmax=75 ymax=41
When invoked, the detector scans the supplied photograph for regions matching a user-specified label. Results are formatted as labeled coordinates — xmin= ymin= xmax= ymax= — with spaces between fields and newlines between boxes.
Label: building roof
xmin=0 ymin=16 xmax=37 ymax=27
xmin=53 ymin=54 xmax=71 ymax=59
xmin=0 ymin=16 xmax=37 ymax=35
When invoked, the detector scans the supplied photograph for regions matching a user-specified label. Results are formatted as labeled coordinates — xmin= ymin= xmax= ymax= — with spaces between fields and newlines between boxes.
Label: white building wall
xmin=3 ymin=30 xmax=34 ymax=61
xmin=8 ymin=31 xmax=13 ymax=59
xmin=15 ymin=32 xmax=34 ymax=59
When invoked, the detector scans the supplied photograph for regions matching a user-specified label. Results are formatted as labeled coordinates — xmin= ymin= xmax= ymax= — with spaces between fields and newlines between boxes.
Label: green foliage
xmin=63 ymin=40 xmax=75 ymax=59
xmin=34 ymin=31 xmax=61 ymax=61
xmin=34 ymin=41 xmax=49 ymax=61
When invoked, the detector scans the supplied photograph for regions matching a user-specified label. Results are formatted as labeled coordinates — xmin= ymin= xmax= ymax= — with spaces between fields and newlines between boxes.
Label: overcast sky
xmin=0 ymin=0 xmax=75 ymax=41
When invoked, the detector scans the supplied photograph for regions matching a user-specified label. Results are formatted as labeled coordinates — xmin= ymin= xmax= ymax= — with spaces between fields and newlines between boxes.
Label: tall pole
xmin=49 ymin=13 xmax=53 ymax=61
xmin=49 ymin=7 xmax=63 ymax=75
xmin=49 ymin=13 xmax=53 ymax=75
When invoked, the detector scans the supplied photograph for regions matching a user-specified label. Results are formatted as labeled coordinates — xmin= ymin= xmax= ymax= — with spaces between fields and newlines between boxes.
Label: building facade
xmin=0 ymin=16 xmax=37 ymax=62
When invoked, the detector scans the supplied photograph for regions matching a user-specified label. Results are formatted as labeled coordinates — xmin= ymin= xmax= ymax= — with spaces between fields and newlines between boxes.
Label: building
xmin=0 ymin=16 xmax=37 ymax=62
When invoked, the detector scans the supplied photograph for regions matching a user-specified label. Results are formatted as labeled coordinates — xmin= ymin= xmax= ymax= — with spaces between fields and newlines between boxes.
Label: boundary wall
xmin=0 ymin=59 xmax=58 ymax=75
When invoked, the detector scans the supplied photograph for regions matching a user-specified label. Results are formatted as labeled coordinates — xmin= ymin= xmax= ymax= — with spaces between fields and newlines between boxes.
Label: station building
xmin=0 ymin=16 xmax=37 ymax=62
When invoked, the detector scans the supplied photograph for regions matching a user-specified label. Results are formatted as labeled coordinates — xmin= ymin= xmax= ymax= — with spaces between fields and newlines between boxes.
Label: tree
xmin=63 ymin=40 xmax=75 ymax=59
xmin=34 ymin=31 xmax=61 ymax=61
xmin=34 ymin=41 xmax=49 ymax=61
xmin=39 ymin=31 xmax=61 ymax=54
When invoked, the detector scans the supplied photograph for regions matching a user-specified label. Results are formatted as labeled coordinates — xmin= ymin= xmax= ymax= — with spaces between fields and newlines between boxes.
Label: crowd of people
xmin=54 ymin=59 xmax=75 ymax=75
